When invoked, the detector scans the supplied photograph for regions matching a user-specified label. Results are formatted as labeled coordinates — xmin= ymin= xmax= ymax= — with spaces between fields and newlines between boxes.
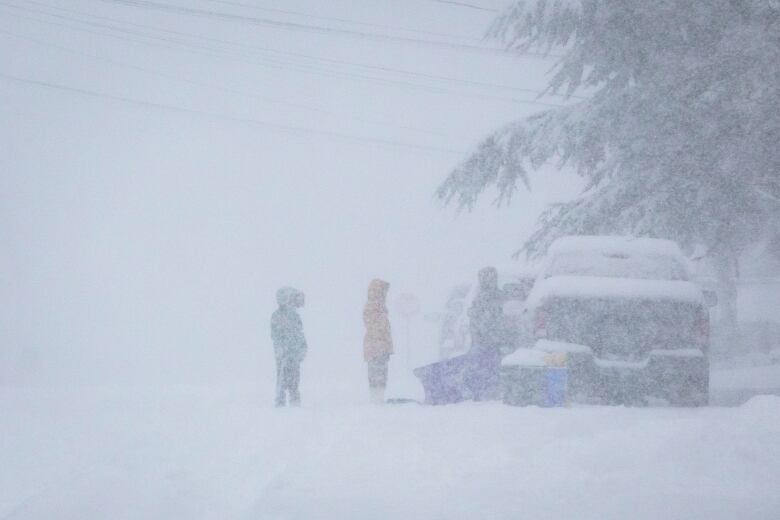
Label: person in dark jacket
xmin=468 ymin=266 xmax=505 ymax=355
xmin=466 ymin=267 xmax=505 ymax=400
xmin=271 ymin=287 xmax=307 ymax=407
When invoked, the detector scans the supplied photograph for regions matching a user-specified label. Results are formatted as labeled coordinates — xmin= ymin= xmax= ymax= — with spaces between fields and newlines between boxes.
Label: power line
xmin=0 ymin=27 xmax=450 ymax=137
xmin=202 ymin=0 xmax=480 ymax=42
xmin=0 ymin=71 xmax=466 ymax=155
xmin=427 ymin=0 xmax=500 ymax=13
xmin=21 ymin=0 xmax=571 ymax=99
xmin=99 ymin=0 xmax=548 ymax=58
xmin=2 ymin=2 xmax=572 ymax=106
xmin=0 ymin=2 xmax=244 ymax=55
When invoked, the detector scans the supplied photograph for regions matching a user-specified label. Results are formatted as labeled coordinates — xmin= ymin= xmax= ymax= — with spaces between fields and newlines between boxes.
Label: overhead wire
xmin=0 ymin=71 xmax=467 ymax=155
xmin=201 ymin=0 xmax=481 ymax=42
xmin=173 ymin=1 xmax=576 ymax=98
xmin=0 ymin=27 xmax=451 ymax=137
xmin=98 ymin=0 xmax=552 ymax=58
xmin=0 ymin=2 xmax=245 ymax=56
xmin=2 ymin=1 xmax=574 ymax=106
xmin=24 ymin=0 xmax=572 ymax=99
xmin=426 ymin=0 xmax=500 ymax=13
xmin=1 ymin=0 xmax=576 ymax=153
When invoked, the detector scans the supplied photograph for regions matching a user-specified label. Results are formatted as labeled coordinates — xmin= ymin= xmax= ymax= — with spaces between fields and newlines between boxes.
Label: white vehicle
xmin=520 ymin=236 xmax=715 ymax=406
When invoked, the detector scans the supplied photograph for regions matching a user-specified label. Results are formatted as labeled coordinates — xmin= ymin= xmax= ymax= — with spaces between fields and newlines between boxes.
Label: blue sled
xmin=413 ymin=351 xmax=501 ymax=405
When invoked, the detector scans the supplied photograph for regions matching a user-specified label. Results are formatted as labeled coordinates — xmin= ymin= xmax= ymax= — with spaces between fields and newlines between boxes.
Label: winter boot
xmin=370 ymin=386 xmax=385 ymax=405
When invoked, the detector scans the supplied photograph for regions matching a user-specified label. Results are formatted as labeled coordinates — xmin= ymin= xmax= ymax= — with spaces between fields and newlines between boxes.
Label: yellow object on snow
xmin=544 ymin=352 xmax=568 ymax=367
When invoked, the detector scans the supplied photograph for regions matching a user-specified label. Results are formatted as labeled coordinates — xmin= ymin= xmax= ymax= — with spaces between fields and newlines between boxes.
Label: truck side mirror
xmin=703 ymin=289 xmax=718 ymax=308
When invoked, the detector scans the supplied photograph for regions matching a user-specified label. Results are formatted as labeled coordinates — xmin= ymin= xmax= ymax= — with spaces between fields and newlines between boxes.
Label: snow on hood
xmin=502 ymin=347 xmax=548 ymax=366
xmin=533 ymin=338 xmax=593 ymax=354
xmin=502 ymin=340 xmax=594 ymax=366
xmin=542 ymin=236 xmax=692 ymax=281
xmin=276 ymin=287 xmax=304 ymax=308
xmin=548 ymin=236 xmax=686 ymax=260
xmin=526 ymin=275 xmax=704 ymax=308
xmin=367 ymin=279 xmax=390 ymax=305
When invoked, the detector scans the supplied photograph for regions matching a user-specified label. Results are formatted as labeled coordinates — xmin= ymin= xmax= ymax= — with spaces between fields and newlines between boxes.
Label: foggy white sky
xmin=0 ymin=0 xmax=581 ymax=394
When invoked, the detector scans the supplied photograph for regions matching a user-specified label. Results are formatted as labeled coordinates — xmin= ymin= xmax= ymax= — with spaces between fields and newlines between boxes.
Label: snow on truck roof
xmin=526 ymin=275 xmax=704 ymax=308
xmin=548 ymin=236 xmax=685 ymax=260
xmin=543 ymin=235 xmax=691 ymax=281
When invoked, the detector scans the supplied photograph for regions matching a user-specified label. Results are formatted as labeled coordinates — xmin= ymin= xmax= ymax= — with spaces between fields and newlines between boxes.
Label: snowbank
xmin=526 ymin=275 xmax=704 ymax=308
xmin=740 ymin=394 xmax=780 ymax=414
xmin=711 ymin=364 xmax=780 ymax=390
xmin=2 ymin=386 xmax=779 ymax=520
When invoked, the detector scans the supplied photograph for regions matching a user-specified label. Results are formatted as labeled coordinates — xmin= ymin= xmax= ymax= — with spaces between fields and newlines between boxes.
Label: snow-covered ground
xmin=710 ymin=363 xmax=780 ymax=406
xmin=712 ymin=364 xmax=780 ymax=390
xmin=2 ymin=386 xmax=779 ymax=520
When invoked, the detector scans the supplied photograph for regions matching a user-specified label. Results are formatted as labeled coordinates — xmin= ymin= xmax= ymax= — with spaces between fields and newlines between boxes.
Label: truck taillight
xmin=534 ymin=308 xmax=547 ymax=338
xmin=695 ymin=309 xmax=709 ymax=353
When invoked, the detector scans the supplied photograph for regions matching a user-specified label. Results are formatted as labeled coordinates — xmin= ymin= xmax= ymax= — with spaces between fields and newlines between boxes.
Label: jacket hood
xmin=367 ymin=279 xmax=389 ymax=303
xmin=276 ymin=287 xmax=305 ymax=308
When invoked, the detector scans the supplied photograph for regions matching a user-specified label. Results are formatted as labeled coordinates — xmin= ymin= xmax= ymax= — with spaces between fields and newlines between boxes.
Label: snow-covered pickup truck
xmin=514 ymin=236 xmax=715 ymax=406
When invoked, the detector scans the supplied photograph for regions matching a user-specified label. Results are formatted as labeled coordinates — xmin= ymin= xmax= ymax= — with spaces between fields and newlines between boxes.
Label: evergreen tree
xmin=438 ymin=0 xmax=780 ymax=331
